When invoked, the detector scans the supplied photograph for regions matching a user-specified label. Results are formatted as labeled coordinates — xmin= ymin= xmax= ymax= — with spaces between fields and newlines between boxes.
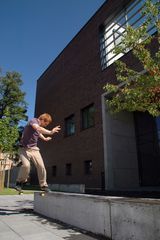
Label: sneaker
xmin=15 ymin=181 xmax=23 ymax=192
xmin=40 ymin=186 xmax=51 ymax=193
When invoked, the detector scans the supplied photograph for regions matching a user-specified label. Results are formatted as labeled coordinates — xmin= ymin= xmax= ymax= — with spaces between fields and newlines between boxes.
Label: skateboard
xmin=39 ymin=189 xmax=51 ymax=196
xmin=15 ymin=188 xmax=23 ymax=195
xmin=14 ymin=186 xmax=23 ymax=195
xmin=18 ymin=190 xmax=23 ymax=195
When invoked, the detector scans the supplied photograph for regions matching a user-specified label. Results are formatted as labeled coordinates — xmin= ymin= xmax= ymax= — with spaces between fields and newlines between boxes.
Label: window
xmin=156 ymin=117 xmax=160 ymax=144
xmin=81 ymin=104 xmax=95 ymax=130
xmin=84 ymin=160 xmax=92 ymax=175
xmin=66 ymin=163 xmax=72 ymax=176
xmin=65 ymin=114 xmax=75 ymax=136
xmin=99 ymin=0 xmax=158 ymax=69
xmin=52 ymin=165 xmax=57 ymax=177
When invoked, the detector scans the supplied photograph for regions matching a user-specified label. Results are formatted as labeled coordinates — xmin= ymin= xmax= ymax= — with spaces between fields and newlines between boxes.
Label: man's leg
xmin=16 ymin=148 xmax=31 ymax=183
xmin=29 ymin=148 xmax=48 ymax=188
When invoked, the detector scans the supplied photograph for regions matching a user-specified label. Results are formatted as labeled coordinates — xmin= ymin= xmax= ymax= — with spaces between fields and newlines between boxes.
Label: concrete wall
xmin=34 ymin=192 xmax=160 ymax=240
xmin=102 ymin=96 xmax=139 ymax=190
xmin=34 ymin=192 xmax=111 ymax=238
xmin=111 ymin=198 xmax=160 ymax=240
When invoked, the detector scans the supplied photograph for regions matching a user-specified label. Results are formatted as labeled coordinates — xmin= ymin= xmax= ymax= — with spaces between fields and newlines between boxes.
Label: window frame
xmin=84 ymin=160 xmax=92 ymax=175
xmin=65 ymin=163 xmax=72 ymax=176
xmin=81 ymin=103 xmax=95 ymax=130
xmin=64 ymin=114 xmax=75 ymax=137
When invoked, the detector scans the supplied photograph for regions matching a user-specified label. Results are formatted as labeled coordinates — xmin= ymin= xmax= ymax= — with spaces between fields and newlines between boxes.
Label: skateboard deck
xmin=15 ymin=189 xmax=23 ymax=195
xmin=14 ymin=186 xmax=23 ymax=195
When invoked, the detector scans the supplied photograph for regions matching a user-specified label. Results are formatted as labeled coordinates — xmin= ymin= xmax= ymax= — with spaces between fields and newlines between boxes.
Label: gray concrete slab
xmin=0 ymin=194 xmax=102 ymax=240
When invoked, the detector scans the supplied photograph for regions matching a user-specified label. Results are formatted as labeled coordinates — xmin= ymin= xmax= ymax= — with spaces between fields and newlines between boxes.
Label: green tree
xmin=0 ymin=116 xmax=19 ymax=153
xmin=103 ymin=0 xmax=160 ymax=117
xmin=0 ymin=70 xmax=28 ymax=153
xmin=0 ymin=115 xmax=19 ymax=191
xmin=0 ymin=71 xmax=28 ymax=124
xmin=0 ymin=71 xmax=27 ymax=190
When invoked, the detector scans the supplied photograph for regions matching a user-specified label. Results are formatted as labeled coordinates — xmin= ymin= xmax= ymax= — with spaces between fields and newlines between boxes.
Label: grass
xmin=0 ymin=187 xmax=35 ymax=195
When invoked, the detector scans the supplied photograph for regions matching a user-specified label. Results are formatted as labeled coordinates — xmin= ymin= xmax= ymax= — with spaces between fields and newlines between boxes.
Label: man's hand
xmin=45 ymin=137 xmax=52 ymax=141
xmin=51 ymin=125 xmax=61 ymax=135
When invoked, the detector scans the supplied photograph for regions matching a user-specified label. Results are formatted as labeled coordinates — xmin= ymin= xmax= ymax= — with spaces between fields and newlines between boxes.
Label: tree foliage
xmin=103 ymin=0 xmax=160 ymax=117
xmin=0 ymin=71 xmax=28 ymax=124
xmin=0 ymin=116 xmax=19 ymax=153
xmin=0 ymin=71 xmax=28 ymax=153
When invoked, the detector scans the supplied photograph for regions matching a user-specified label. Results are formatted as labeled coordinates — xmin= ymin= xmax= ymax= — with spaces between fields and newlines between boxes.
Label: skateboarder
xmin=15 ymin=113 xmax=61 ymax=193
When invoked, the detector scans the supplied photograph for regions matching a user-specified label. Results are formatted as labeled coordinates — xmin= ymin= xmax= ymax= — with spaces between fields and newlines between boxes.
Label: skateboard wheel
xmin=40 ymin=192 xmax=45 ymax=196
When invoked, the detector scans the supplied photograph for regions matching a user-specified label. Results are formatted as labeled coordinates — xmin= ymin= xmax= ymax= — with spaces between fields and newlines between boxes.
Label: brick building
xmin=34 ymin=0 xmax=160 ymax=191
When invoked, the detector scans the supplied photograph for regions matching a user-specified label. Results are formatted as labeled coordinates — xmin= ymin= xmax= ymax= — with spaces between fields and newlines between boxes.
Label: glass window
xmin=84 ymin=160 xmax=92 ymax=175
xmin=81 ymin=104 xmax=95 ymax=130
xmin=66 ymin=163 xmax=72 ymax=176
xmin=65 ymin=114 xmax=75 ymax=136
xmin=52 ymin=165 xmax=57 ymax=177
xmin=99 ymin=0 xmax=157 ymax=69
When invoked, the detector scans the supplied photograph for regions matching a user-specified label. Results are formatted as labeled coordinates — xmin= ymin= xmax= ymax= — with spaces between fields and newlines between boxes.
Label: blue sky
xmin=0 ymin=0 xmax=105 ymax=122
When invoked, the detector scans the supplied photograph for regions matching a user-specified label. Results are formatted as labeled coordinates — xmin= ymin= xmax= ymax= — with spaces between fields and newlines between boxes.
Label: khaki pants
xmin=17 ymin=147 xmax=48 ymax=187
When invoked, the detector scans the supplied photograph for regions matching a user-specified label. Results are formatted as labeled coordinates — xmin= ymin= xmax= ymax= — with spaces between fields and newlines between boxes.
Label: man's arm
xmin=32 ymin=124 xmax=61 ymax=135
xmin=39 ymin=133 xmax=52 ymax=142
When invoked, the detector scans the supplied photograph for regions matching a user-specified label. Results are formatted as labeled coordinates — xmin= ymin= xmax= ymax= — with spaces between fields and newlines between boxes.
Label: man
xmin=15 ymin=113 xmax=61 ymax=192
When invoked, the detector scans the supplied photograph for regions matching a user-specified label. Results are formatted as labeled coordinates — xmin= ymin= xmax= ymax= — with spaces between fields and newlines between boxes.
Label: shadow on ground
xmin=32 ymin=210 xmax=110 ymax=240
xmin=0 ymin=199 xmax=110 ymax=240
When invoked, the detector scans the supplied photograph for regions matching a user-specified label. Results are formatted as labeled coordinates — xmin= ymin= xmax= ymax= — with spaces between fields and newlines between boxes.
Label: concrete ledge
xmin=49 ymin=184 xmax=85 ymax=193
xmin=34 ymin=192 xmax=160 ymax=239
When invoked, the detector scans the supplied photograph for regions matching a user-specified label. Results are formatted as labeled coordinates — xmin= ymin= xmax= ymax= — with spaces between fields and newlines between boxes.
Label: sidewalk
xmin=0 ymin=194 xmax=102 ymax=240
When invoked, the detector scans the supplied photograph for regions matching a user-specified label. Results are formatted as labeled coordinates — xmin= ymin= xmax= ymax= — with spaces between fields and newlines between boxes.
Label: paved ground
xmin=0 ymin=194 xmax=103 ymax=240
